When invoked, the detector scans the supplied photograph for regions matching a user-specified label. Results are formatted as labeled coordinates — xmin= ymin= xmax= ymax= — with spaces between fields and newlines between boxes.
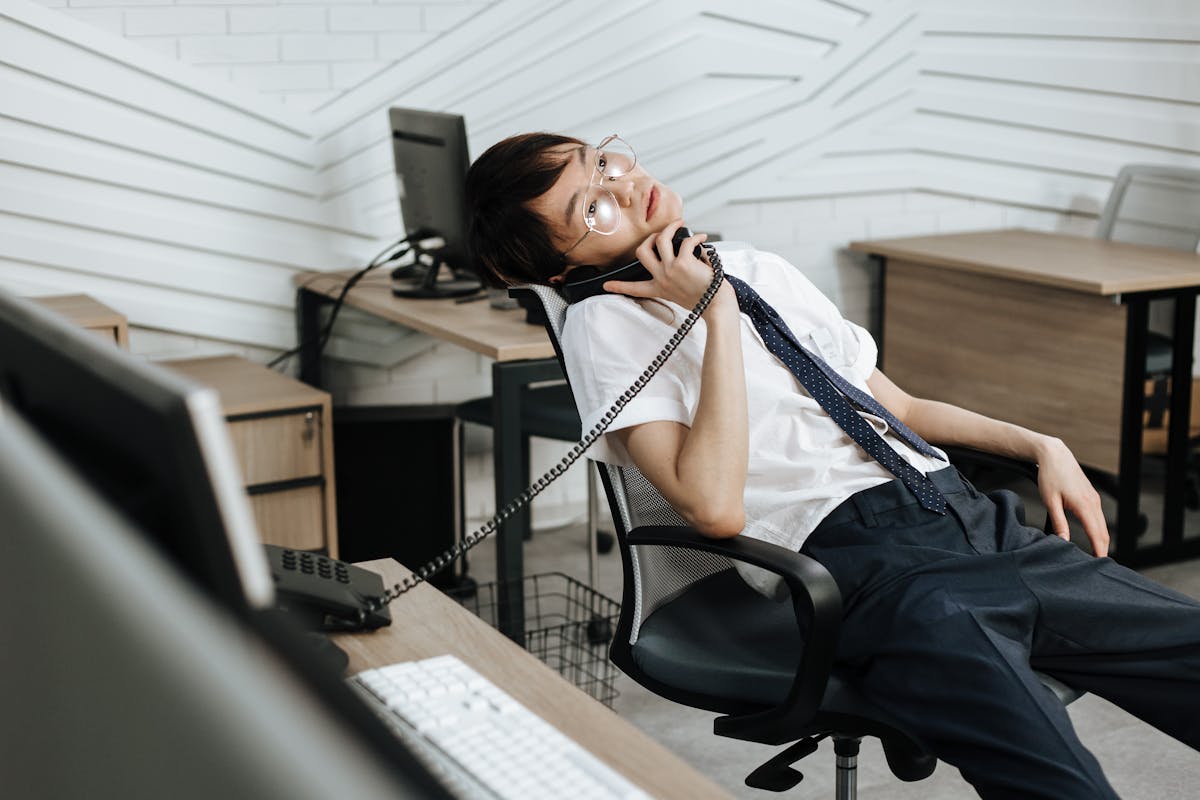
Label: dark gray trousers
xmin=800 ymin=467 xmax=1200 ymax=799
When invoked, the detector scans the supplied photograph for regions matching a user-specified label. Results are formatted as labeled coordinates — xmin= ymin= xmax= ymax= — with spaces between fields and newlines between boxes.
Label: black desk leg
xmin=1116 ymin=298 xmax=1149 ymax=561
xmin=298 ymin=288 xmax=327 ymax=389
xmin=491 ymin=358 xmax=566 ymax=644
xmin=872 ymin=256 xmax=887 ymax=368
xmin=1164 ymin=291 xmax=1197 ymax=548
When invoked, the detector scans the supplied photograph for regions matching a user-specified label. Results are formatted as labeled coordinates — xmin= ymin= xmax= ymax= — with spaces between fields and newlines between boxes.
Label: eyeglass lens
xmin=583 ymin=137 xmax=636 ymax=234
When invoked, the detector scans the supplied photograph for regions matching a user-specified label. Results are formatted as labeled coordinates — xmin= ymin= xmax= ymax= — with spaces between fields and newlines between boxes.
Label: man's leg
xmin=842 ymin=575 xmax=1117 ymax=800
xmin=803 ymin=474 xmax=1119 ymax=800
xmin=984 ymin=490 xmax=1200 ymax=749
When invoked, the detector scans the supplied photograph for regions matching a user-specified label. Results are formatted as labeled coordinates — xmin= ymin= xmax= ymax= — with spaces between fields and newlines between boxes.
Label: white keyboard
xmin=350 ymin=654 xmax=650 ymax=800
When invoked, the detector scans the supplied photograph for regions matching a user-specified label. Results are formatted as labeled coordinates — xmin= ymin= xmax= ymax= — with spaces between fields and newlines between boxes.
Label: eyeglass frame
xmin=560 ymin=134 xmax=637 ymax=259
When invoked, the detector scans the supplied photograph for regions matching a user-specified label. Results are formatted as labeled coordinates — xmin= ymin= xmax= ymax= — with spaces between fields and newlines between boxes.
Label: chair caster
xmin=586 ymin=615 xmax=612 ymax=646
xmin=881 ymin=735 xmax=937 ymax=782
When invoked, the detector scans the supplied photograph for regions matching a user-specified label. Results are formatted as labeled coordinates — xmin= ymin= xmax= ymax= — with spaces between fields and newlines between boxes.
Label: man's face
xmin=531 ymin=142 xmax=683 ymax=278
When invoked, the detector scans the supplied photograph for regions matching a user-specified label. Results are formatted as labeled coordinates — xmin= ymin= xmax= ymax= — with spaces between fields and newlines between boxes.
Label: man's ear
xmin=547 ymin=264 xmax=575 ymax=285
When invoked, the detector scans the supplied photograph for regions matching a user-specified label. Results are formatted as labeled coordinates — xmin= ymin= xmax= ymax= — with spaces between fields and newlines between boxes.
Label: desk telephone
xmin=266 ymin=544 xmax=391 ymax=631
xmin=301 ymin=228 xmax=724 ymax=631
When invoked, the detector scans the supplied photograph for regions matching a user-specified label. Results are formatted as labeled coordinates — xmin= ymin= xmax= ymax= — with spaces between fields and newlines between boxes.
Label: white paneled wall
xmin=5 ymin=0 xmax=1200 ymax=525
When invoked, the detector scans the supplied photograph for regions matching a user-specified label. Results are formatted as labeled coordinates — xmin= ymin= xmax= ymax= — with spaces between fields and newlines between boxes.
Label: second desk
xmin=850 ymin=229 xmax=1200 ymax=565
xmin=295 ymin=272 xmax=558 ymax=641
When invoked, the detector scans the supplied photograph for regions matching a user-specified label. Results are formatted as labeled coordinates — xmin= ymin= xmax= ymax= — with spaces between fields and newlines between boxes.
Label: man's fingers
xmin=656 ymin=221 xmax=684 ymax=263
xmin=1079 ymin=501 xmax=1110 ymax=558
xmin=603 ymin=279 xmax=654 ymax=298
xmin=635 ymin=235 xmax=661 ymax=269
xmin=1060 ymin=493 xmax=1110 ymax=557
xmin=681 ymin=232 xmax=709 ymax=263
xmin=1047 ymin=498 xmax=1070 ymax=541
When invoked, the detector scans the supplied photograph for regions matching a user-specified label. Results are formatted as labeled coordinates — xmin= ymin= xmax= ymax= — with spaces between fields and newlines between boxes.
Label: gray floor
xmin=458 ymin=461 xmax=1200 ymax=799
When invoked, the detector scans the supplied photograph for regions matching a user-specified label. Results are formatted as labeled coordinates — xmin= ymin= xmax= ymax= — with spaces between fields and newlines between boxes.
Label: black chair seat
xmin=454 ymin=383 xmax=580 ymax=442
xmin=633 ymin=569 xmax=1082 ymax=731
xmin=633 ymin=569 xmax=806 ymax=707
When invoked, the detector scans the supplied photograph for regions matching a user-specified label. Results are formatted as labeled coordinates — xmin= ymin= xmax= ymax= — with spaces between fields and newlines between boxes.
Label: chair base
xmin=744 ymin=735 xmax=864 ymax=800
xmin=745 ymin=735 xmax=821 ymax=792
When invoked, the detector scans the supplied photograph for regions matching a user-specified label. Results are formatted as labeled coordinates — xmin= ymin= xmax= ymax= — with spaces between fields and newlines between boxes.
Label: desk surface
xmin=163 ymin=354 xmax=328 ymax=416
xmin=849 ymin=229 xmax=1200 ymax=295
xmin=330 ymin=559 xmax=731 ymax=800
xmin=296 ymin=272 xmax=554 ymax=362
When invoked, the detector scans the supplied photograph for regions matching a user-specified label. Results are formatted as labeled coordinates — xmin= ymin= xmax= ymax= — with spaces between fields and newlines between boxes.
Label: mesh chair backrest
xmin=528 ymin=285 xmax=734 ymax=644
xmin=1096 ymin=164 xmax=1200 ymax=252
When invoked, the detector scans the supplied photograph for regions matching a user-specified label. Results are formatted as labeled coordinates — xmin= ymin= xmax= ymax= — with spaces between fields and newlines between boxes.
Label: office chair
xmin=454 ymin=385 xmax=613 ymax=589
xmin=513 ymin=283 xmax=1083 ymax=799
xmin=1095 ymin=164 xmax=1200 ymax=511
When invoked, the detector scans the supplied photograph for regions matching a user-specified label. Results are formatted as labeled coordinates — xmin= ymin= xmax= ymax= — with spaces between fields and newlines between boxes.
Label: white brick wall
xmin=328 ymin=5 xmax=421 ymax=32
xmin=38 ymin=0 xmax=497 ymax=106
xmin=125 ymin=7 xmax=226 ymax=36
xmin=180 ymin=34 xmax=277 ymax=64
xmin=230 ymin=7 xmax=324 ymax=34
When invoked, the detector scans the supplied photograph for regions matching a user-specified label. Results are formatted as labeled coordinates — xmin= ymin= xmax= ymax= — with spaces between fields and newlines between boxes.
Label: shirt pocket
xmin=803 ymin=326 xmax=849 ymax=368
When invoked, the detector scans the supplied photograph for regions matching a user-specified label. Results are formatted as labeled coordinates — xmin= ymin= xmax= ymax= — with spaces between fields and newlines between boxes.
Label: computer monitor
xmin=389 ymin=107 xmax=482 ymax=298
xmin=0 ymin=290 xmax=273 ymax=614
xmin=0 ymin=410 xmax=447 ymax=799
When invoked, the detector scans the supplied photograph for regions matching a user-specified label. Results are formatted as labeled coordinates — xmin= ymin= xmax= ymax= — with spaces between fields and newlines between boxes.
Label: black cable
xmin=267 ymin=229 xmax=437 ymax=371
xmin=368 ymin=243 xmax=728 ymax=608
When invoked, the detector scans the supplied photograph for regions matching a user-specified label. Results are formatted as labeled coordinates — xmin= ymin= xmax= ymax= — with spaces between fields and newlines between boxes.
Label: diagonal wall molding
xmin=3 ymin=0 xmax=1198 ymax=368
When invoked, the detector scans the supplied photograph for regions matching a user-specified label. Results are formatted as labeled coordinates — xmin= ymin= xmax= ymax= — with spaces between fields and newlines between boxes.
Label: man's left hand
xmin=1036 ymin=438 xmax=1109 ymax=557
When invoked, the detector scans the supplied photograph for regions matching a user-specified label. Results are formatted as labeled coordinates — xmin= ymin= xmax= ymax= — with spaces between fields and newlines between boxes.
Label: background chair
xmin=515 ymin=283 xmax=1083 ymax=799
xmin=1097 ymin=164 xmax=1200 ymax=373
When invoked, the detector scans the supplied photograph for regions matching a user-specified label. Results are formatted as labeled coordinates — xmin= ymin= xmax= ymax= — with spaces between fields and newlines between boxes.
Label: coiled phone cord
xmin=367 ymin=243 xmax=727 ymax=610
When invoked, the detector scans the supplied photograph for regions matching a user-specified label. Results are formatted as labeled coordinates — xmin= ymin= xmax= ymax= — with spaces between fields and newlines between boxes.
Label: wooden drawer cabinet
xmin=163 ymin=355 xmax=338 ymax=557
xmin=247 ymin=485 xmax=326 ymax=550
xmin=228 ymin=410 xmax=323 ymax=485
xmin=32 ymin=294 xmax=129 ymax=348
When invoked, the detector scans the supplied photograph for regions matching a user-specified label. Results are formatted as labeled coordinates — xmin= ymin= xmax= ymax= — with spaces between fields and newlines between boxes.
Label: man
xmin=465 ymin=131 xmax=1200 ymax=799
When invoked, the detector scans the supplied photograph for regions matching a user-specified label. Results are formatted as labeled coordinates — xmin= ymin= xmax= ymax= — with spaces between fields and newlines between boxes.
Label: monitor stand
xmin=391 ymin=243 xmax=482 ymax=299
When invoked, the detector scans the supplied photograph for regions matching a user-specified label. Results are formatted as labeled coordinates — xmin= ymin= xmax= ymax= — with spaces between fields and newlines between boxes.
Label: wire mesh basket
xmin=449 ymin=572 xmax=621 ymax=708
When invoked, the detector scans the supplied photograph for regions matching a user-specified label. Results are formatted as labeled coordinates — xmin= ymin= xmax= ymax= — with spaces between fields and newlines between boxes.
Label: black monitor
xmin=0 ymin=290 xmax=273 ymax=614
xmin=0 ymin=410 xmax=449 ymax=799
xmin=389 ymin=107 xmax=482 ymax=298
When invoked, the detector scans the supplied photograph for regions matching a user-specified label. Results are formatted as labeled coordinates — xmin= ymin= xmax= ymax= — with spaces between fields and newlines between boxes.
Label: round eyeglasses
xmin=561 ymin=135 xmax=637 ymax=258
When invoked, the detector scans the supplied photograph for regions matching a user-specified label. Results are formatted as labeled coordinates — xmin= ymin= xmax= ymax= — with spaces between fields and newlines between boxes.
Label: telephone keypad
xmin=280 ymin=548 xmax=351 ymax=583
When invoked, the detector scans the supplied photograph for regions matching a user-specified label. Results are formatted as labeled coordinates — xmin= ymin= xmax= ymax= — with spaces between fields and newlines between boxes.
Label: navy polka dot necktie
xmin=725 ymin=274 xmax=947 ymax=514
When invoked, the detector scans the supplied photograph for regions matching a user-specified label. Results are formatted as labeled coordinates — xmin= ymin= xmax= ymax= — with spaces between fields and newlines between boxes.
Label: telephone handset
xmin=361 ymin=228 xmax=726 ymax=617
xmin=266 ymin=544 xmax=392 ymax=631
xmin=559 ymin=226 xmax=702 ymax=304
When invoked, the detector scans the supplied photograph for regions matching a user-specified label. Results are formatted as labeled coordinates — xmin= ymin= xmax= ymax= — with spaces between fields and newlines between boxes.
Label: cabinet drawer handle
xmin=302 ymin=411 xmax=316 ymax=443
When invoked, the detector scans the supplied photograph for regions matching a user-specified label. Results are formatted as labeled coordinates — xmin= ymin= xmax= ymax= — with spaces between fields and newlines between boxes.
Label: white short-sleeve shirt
xmin=559 ymin=242 xmax=946 ymax=597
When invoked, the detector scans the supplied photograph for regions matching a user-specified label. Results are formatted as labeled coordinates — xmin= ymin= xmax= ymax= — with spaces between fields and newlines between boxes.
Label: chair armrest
xmin=627 ymin=525 xmax=842 ymax=745
xmin=939 ymin=444 xmax=1038 ymax=485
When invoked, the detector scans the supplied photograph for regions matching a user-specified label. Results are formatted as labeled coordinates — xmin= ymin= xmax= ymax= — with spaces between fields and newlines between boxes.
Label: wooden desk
xmin=331 ymin=559 xmax=730 ymax=800
xmin=294 ymin=272 xmax=559 ymax=641
xmin=850 ymin=229 xmax=1200 ymax=566
xmin=32 ymin=293 xmax=129 ymax=348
